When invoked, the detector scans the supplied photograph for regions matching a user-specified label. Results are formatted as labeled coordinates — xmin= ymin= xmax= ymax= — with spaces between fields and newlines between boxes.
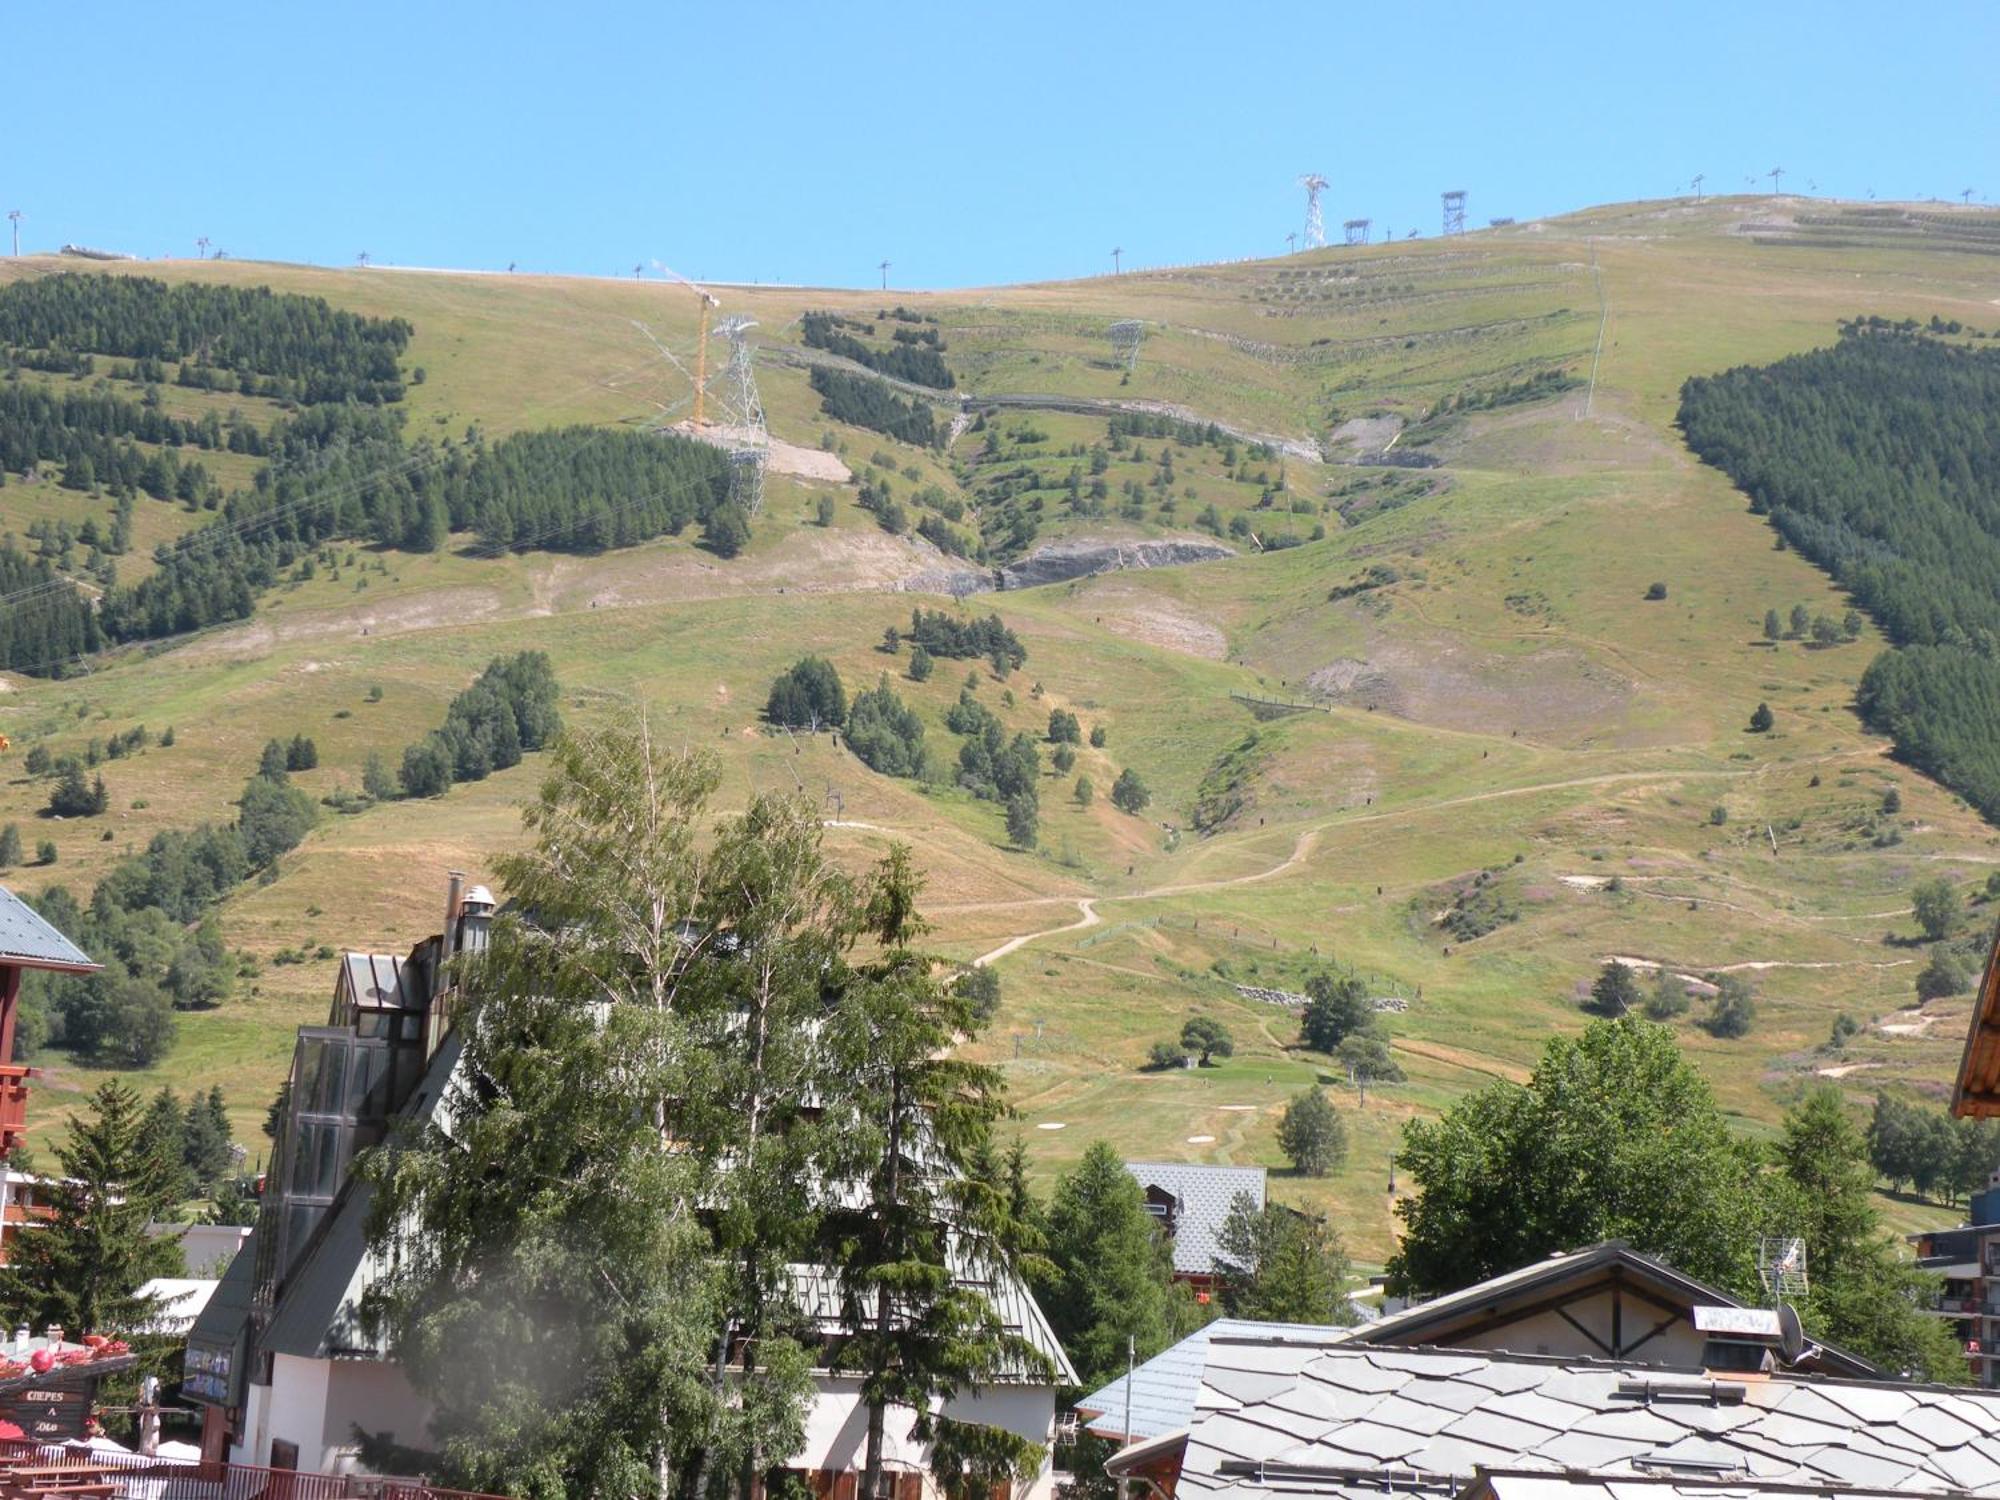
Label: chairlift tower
xmin=1441 ymin=190 xmax=1468 ymax=236
xmin=1343 ymin=218 xmax=1371 ymax=246
xmin=1298 ymin=174 xmax=1330 ymax=249
xmin=714 ymin=314 xmax=769 ymax=517
xmin=1107 ymin=320 xmax=1144 ymax=372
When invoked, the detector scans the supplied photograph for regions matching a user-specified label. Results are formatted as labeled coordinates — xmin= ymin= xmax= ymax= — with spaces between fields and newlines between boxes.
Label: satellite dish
xmin=1777 ymin=1302 xmax=1806 ymax=1364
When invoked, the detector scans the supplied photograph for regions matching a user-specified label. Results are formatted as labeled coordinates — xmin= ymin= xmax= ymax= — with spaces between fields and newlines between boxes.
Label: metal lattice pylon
xmin=1299 ymin=174 xmax=1329 ymax=249
xmin=1757 ymin=1236 xmax=1809 ymax=1303
xmin=1108 ymin=320 xmax=1144 ymax=371
xmin=713 ymin=315 xmax=769 ymax=517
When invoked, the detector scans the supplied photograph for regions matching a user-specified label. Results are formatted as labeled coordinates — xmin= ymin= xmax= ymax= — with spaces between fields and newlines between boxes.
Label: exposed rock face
xmin=998 ymin=538 xmax=1235 ymax=591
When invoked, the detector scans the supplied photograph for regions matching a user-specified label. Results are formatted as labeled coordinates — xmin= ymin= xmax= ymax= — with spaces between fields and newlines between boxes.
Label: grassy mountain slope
xmin=4 ymin=196 xmax=2000 ymax=1260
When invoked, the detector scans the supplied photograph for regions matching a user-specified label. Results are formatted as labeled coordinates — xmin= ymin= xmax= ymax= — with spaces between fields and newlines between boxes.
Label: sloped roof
xmin=0 ymin=886 xmax=96 ymax=973
xmin=1078 ymin=1320 xmax=1329 ymax=1441
xmin=1077 ymin=1242 xmax=1879 ymax=1444
xmin=1955 ymin=922 xmax=2000 ymax=1117
xmin=1164 ymin=1337 xmax=2000 ymax=1496
xmin=1468 ymin=1473 xmax=1935 ymax=1500
xmin=338 ymin=952 xmax=416 ymax=1010
xmin=1127 ymin=1162 xmax=1266 ymax=1277
xmin=1345 ymin=1241 xmax=1877 ymax=1379
xmin=262 ymin=1029 xmax=1069 ymax=1386
xmin=792 ymin=1259 xmax=1075 ymax=1386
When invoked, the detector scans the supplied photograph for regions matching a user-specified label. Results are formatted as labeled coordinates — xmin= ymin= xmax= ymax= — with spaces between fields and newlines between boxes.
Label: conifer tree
xmin=1 ymin=1080 xmax=179 ymax=1332
xmin=1035 ymin=1140 xmax=1178 ymax=1388
xmin=820 ymin=846 xmax=1050 ymax=1500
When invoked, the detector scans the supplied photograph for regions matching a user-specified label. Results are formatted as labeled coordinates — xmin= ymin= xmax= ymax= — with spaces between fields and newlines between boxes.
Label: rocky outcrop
xmin=998 ymin=538 xmax=1235 ymax=591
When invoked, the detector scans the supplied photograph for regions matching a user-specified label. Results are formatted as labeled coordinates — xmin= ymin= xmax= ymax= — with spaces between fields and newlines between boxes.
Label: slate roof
xmin=1126 ymin=1161 xmax=1266 ymax=1278
xmin=1468 ymin=1474 xmax=1937 ymax=1500
xmin=1168 ymin=1335 xmax=2000 ymax=1497
xmin=0 ymin=885 xmax=96 ymax=973
xmin=1078 ymin=1320 xmax=1328 ymax=1441
xmin=793 ymin=1259 xmax=1076 ymax=1386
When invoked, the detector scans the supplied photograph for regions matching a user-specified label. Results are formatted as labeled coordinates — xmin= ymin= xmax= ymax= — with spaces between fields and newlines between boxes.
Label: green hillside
xmin=4 ymin=195 xmax=2000 ymax=1260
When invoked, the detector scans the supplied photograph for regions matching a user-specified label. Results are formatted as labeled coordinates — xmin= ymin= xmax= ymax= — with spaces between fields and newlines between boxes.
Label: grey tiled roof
xmin=1472 ymin=1474 xmax=1929 ymax=1500
xmin=0 ymin=885 xmax=95 ymax=972
xmin=1177 ymin=1336 xmax=2000 ymax=1497
xmin=1079 ymin=1320 xmax=1330 ymax=1440
xmin=793 ymin=1258 xmax=1076 ymax=1386
xmin=1127 ymin=1161 xmax=1266 ymax=1277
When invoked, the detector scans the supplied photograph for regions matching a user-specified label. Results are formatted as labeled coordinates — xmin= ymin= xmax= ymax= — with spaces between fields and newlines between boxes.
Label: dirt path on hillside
xmin=1394 ymin=1038 xmax=1532 ymax=1085
xmin=954 ymin=765 xmax=1751 ymax=964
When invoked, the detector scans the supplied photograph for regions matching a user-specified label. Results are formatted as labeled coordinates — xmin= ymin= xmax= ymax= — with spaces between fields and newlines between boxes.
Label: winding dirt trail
xmin=952 ymin=765 xmax=1752 ymax=965
xmin=973 ymin=900 xmax=1100 ymax=968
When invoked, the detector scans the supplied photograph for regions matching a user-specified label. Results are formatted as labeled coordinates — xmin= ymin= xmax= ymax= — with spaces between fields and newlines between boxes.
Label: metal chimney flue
xmin=441 ymin=870 xmax=466 ymax=967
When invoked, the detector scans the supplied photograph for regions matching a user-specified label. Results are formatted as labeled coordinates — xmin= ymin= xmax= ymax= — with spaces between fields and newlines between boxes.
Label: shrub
xmin=1089 ymin=724 xmax=1107 ymax=748
xmin=1051 ymin=744 xmax=1076 ymax=774
xmin=1584 ymin=960 xmax=1642 ymax=1018
xmin=1146 ymin=1040 xmax=1188 ymax=1071
xmin=1645 ymin=581 xmax=1668 ymax=601
xmin=908 ymin=645 xmax=933 ymax=682
xmin=1916 ymin=946 xmax=1971 ymax=1002
xmin=1913 ymin=876 xmax=1961 ymax=941
xmin=1073 ymin=775 xmax=1093 ymax=807
xmin=35 ymin=840 xmax=55 ymax=865
xmin=1748 ymin=701 xmax=1774 ymax=733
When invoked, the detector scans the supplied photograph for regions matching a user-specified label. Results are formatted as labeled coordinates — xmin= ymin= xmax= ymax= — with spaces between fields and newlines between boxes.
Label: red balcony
xmin=0 ymin=1442 xmax=507 ymax=1500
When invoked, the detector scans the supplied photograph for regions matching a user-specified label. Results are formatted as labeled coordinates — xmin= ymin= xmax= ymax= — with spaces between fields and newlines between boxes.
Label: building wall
xmin=1418 ymin=1288 xmax=1712 ymax=1367
xmin=796 ymin=1378 xmax=1058 ymax=1500
xmin=264 ymin=1354 xmax=332 ymax=1470
xmin=322 ymin=1360 xmax=433 ymax=1472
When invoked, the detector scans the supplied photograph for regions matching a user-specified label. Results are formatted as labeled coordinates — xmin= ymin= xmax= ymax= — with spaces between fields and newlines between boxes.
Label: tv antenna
xmin=1806 ymin=179 xmax=1819 ymax=194
xmin=1768 ymin=166 xmax=1784 ymax=195
xmin=6 ymin=210 xmax=20 ymax=258
xmin=878 ymin=259 xmax=891 ymax=291
xmin=1285 ymin=232 xmax=1296 ymax=256
xmin=1298 ymin=173 xmax=1329 ymax=249
xmin=1441 ymin=190 xmax=1468 ymax=236
xmin=1111 ymin=246 xmax=1123 ymax=274
xmin=1690 ymin=174 xmax=1705 ymax=203
xmin=1756 ymin=1235 xmax=1808 ymax=1303
xmin=1343 ymin=218 xmax=1370 ymax=246
xmin=1965 ymin=187 xmax=1978 ymax=206
xmin=196 ymin=235 xmax=210 ymax=259
xmin=633 ymin=262 xmax=644 ymax=279
xmin=356 ymin=251 xmax=370 ymax=267
xmin=1107 ymin=320 xmax=1144 ymax=373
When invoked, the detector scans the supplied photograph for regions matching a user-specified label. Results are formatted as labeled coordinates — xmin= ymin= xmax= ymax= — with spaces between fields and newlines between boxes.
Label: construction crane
xmin=652 ymin=261 xmax=720 ymax=426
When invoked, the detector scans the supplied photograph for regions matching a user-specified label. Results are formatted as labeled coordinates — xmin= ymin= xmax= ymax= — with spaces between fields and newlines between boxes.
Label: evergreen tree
xmin=257 ymin=738 xmax=289 ymax=782
xmin=362 ymin=751 xmax=397 ymax=801
xmin=1584 ymin=960 xmax=1643 ymax=1018
xmin=1912 ymin=876 xmax=1962 ymax=941
xmin=0 ymin=824 xmax=20 ymax=869
xmin=140 ymin=1085 xmax=191 ymax=1205
xmin=1748 ymin=701 xmax=1775 ymax=733
xmin=1771 ymin=1088 xmax=1966 ymax=1381
xmin=1110 ymin=769 xmax=1151 ymax=814
xmin=819 ymin=846 xmax=1051 ymax=1500
xmin=1035 ymin=1141 xmax=1178 ymax=1388
xmin=1763 ymin=608 xmax=1783 ymax=641
xmin=182 ymin=1085 xmax=234 ymax=1189
xmin=0 ymin=1080 xmax=180 ymax=1333
xmin=1214 ymin=1196 xmax=1354 ymax=1325
xmin=1277 ymin=1087 xmax=1346 ymax=1177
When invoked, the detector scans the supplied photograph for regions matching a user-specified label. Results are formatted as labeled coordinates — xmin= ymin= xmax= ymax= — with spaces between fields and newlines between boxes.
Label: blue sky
xmin=7 ymin=0 xmax=1996 ymax=288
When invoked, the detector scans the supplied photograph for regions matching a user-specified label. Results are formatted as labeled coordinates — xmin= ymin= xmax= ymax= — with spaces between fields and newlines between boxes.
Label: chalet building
xmin=1076 ymin=1240 xmax=1878 ymax=1445
xmin=1125 ymin=1163 xmax=1267 ymax=1294
xmin=1954 ymin=921 xmax=2000 ymax=1119
xmin=0 ymin=885 xmax=100 ymax=1160
xmin=187 ymin=875 xmax=1075 ymax=1493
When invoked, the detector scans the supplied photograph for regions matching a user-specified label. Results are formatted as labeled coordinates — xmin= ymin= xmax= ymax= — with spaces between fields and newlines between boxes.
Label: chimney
xmin=440 ymin=871 xmax=466 ymax=968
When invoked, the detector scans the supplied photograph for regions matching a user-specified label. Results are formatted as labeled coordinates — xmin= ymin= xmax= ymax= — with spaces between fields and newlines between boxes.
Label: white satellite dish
xmin=1777 ymin=1301 xmax=1806 ymax=1364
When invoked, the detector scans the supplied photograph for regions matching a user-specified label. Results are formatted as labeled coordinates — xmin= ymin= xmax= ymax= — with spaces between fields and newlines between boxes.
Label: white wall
xmin=1434 ymin=1288 xmax=1711 ymax=1366
xmin=265 ymin=1354 xmax=332 ymax=1470
xmin=795 ymin=1378 xmax=1059 ymax=1500
xmin=322 ymin=1361 xmax=434 ymax=1473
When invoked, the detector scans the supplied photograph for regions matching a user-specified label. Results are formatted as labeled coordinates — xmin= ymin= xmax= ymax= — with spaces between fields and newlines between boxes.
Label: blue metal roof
xmin=1077 ymin=1318 xmax=1331 ymax=1441
xmin=0 ymin=885 xmax=96 ymax=973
